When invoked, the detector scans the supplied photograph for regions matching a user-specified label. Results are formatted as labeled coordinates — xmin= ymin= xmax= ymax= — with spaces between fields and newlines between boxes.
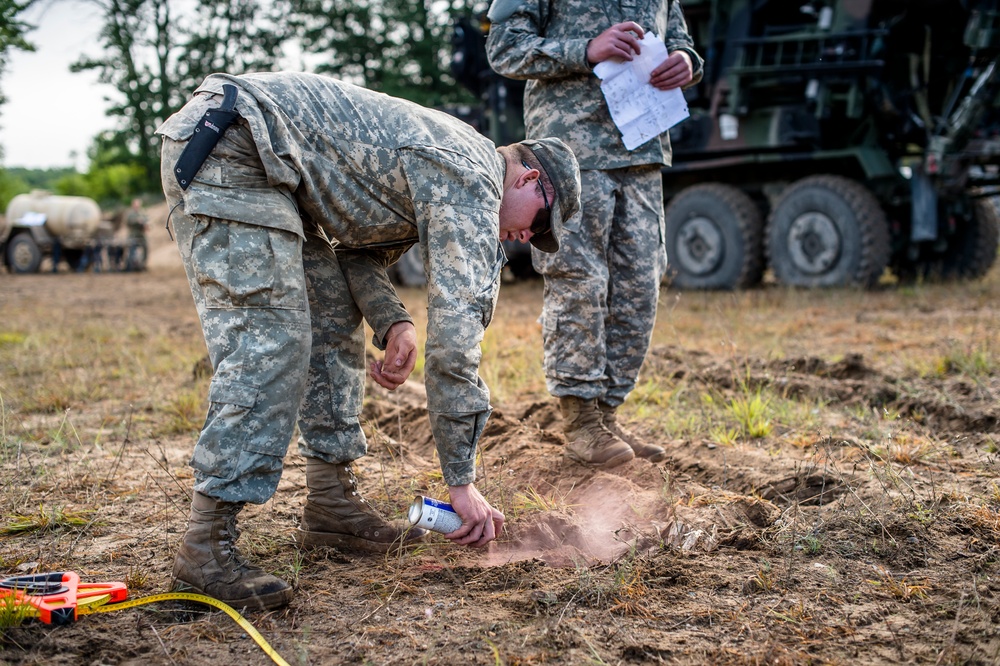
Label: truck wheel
xmin=6 ymin=234 xmax=43 ymax=273
xmin=767 ymin=175 xmax=889 ymax=288
xmin=894 ymin=197 xmax=1000 ymax=282
xmin=953 ymin=198 xmax=1000 ymax=279
xmin=391 ymin=245 xmax=427 ymax=287
xmin=664 ymin=183 xmax=764 ymax=290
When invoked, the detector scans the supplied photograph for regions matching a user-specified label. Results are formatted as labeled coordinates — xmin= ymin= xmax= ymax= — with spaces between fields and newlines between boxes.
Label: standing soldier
xmin=486 ymin=0 xmax=703 ymax=467
xmin=157 ymin=71 xmax=580 ymax=611
xmin=125 ymin=198 xmax=148 ymax=271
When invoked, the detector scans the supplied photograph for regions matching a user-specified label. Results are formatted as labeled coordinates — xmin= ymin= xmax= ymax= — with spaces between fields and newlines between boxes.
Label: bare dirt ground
xmin=1 ymin=205 xmax=998 ymax=665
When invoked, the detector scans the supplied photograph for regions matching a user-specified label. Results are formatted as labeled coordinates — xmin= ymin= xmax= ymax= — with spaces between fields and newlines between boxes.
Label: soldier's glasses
xmin=522 ymin=160 xmax=551 ymax=235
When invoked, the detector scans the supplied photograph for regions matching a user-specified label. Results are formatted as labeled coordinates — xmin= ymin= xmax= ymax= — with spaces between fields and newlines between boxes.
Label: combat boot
xmin=295 ymin=459 xmax=426 ymax=553
xmin=598 ymin=402 xmax=667 ymax=463
xmin=171 ymin=491 xmax=293 ymax=611
xmin=559 ymin=396 xmax=635 ymax=467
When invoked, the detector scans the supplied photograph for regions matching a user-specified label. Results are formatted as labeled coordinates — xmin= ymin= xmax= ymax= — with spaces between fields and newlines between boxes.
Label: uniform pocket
xmin=190 ymin=379 xmax=262 ymax=480
xmin=190 ymin=220 xmax=305 ymax=310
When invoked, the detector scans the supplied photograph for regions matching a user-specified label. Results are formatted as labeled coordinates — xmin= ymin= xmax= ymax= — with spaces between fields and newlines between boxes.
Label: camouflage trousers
xmin=161 ymin=137 xmax=371 ymax=504
xmin=531 ymin=165 xmax=665 ymax=408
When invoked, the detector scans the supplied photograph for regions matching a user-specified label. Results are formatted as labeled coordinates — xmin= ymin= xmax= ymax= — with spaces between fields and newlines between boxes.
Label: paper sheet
xmin=593 ymin=33 xmax=690 ymax=151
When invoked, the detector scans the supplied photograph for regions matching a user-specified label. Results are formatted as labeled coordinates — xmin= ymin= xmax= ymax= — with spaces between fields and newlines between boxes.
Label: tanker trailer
xmin=2 ymin=191 xmax=103 ymax=273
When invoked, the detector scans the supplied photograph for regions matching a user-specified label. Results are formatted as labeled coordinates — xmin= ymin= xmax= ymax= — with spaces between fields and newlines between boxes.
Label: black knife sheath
xmin=173 ymin=84 xmax=239 ymax=190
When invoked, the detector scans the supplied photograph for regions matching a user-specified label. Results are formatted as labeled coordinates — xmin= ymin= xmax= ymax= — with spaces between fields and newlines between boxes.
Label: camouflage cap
xmin=520 ymin=137 xmax=581 ymax=253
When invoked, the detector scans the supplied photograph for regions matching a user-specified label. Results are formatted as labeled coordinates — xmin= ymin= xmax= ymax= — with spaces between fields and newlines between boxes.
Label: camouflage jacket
xmin=486 ymin=0 xmax=703 ymax=170
xmin=156 ymin=72 xmax=507 ymax=486
xmin=126 ymin=210 xmax=147 ymax=238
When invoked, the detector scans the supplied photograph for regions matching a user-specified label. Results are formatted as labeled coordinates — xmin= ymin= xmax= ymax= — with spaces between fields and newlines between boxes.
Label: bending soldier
xmin=157 ymin=71 xmax=581 ymax=611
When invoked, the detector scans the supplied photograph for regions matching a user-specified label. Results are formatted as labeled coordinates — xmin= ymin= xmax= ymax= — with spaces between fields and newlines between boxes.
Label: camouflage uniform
xmin=157 ymin=72 xmax=507 ymax=503
xmin=125 ymin=207 xmax=148 ymax=271
xmin=487 ymin=0 xmax=702 ymax=407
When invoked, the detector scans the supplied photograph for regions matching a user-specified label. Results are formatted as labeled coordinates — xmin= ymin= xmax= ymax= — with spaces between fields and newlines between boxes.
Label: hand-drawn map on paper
xmin=593 ymin=33 xmax=690 ymax=150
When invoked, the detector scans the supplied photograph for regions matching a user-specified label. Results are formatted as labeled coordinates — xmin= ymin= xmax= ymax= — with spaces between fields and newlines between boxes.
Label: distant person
xmin=487 ymin=0 xmax=702 ymax=467
xmin=125 ymin=198 xmax=148 ymax=271
xmin=157 ymin=71 xmax=580 ymax=611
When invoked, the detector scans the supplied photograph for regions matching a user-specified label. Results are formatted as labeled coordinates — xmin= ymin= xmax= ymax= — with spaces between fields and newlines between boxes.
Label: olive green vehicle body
xmin=665 ymin=0 xmax=1000 ymax=288
xmin=432 ymin=1 xmax=1000 ymax=287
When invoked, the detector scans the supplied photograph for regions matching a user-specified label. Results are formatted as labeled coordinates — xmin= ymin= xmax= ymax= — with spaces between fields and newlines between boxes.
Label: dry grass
xmin=0 ymin=253 xmax=999 ymax=664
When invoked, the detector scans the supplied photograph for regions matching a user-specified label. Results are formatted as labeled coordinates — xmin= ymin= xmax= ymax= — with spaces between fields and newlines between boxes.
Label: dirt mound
xmin=2 ymin=253 xmax=999 ymax=665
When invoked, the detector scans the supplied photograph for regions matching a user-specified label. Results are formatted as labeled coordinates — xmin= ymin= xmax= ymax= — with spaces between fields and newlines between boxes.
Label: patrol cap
xmin=520 ymin=137 xmax=581 ymax=253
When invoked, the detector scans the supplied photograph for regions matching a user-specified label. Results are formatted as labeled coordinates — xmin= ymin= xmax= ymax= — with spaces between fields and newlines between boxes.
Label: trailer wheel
xmin=6 ymin=234 xmax=43 ymax=273
xmin=767 ymin=175 xmax=889 ymax=288
xmin=664 ymin=183 xmax=764 ymax=290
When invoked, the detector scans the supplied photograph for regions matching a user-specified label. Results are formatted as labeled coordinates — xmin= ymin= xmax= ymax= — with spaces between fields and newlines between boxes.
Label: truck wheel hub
xmin=788 ymin=212 xmax=840 ymax=274
xmin=676 ymin=216 xmax=723 ymax=275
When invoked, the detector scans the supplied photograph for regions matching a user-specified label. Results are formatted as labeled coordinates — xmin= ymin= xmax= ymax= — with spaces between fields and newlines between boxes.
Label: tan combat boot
xmin=295 ymin=459 xmax=426 ymax=553
xmin=171 ymin=491 xmax=293 ymax=611
xmin=559 ymin=396 xmax=635 ymax=467
xmin=599 ymin=402 xmax=667 ymax=462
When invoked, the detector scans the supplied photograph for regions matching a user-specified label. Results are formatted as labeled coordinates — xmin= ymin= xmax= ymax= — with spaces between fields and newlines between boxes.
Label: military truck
xmin=2 ymin=191 xmax=115 ymax=273
xmin=665 ymin=0 xmax=1000 ymax=288
xmin=449 ymin=0 xmax=1000 ymax=289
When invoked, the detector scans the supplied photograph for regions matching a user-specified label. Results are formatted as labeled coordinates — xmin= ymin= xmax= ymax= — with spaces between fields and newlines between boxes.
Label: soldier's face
xmin=499 ymin=163 xmax=548 ymax=244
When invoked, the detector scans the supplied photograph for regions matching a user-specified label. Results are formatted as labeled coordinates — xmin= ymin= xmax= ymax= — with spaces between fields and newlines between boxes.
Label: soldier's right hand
xmin=586 ymin=21 xmax=645 ymax=65
xmin=445 ymin=483 xmax=505 ymax=548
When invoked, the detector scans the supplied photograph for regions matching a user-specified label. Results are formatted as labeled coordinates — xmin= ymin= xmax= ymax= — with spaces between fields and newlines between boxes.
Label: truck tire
xmin=664 ymin=183 xmax=764 ymax=290
xmin=954 ymin=198 xmax=1000 ymax=279
xmin=6 ymin=233 xmax=43 ymax=273
xmin=391 ymin=245 xmax=427 ymax=287
xmin=893 ymin=197 xmax=1000 ymax=282
xmin=767 ymin=175 xmax=890 ymax=288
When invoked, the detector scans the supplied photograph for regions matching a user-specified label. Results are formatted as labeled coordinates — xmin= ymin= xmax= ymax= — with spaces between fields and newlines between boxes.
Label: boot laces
xmin=218 ymin=513 xmax=250 ymax=572
xmin=343 ymin=465 xmax=368 ymax=505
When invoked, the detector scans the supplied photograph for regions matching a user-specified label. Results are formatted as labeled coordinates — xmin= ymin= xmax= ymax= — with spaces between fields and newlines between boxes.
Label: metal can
xmin=408 ymin=495 xmax=463 ymax=534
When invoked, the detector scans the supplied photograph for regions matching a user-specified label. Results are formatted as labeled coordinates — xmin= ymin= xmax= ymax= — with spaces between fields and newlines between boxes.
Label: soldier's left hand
xmin=650 ymin=50 xmax=693 ymax=90
xmin=369 ymin=321 xmax=417 ymax=390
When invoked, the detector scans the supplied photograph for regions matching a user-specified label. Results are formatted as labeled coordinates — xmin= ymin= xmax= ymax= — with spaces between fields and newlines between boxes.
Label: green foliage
xmin=7 ymin=0 xmax=484 ymax=192
xmin=0 ymin=166 xmax=28 ymax=210
xmin=0 ymin=0 xmax=35 ymax=106
xmin=0 ymin=166 xmax=80 ymax=212
xmin=727 ymin=386 xmax=773 ymax=439
xmin=54 ymin=162 xmax=146 ymax=207
xmin=291 ymin=0 xmax=481 ymax=108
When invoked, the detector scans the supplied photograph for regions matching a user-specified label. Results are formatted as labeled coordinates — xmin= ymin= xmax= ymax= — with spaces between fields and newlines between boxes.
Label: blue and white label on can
xmin=408 ymin=495 xmax=463 ymax=534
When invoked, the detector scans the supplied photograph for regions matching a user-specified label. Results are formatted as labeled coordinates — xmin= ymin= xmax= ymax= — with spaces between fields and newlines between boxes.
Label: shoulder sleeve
xmin=485 ymin=0 xmax=592 ymax=80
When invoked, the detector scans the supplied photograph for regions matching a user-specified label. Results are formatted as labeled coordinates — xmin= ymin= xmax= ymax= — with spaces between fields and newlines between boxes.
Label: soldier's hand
xmin=446 ymin=483 xmax=505 ymax=548
xmin=650 ymin=50 xmax=693 ymax=90
xmin=369 ymin=321 xmax=417 ymax=390
xmin=586 ymin=21 xmax=644 ymax=65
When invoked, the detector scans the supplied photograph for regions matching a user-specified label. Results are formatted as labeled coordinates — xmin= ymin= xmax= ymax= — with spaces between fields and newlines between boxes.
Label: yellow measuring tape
xmin=76 ymin=592 xmax=290 ymax=666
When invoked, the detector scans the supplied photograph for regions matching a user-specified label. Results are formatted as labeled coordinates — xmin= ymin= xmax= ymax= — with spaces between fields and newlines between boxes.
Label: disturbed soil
xmin=1 ymin=207 xmax=999 ymax=665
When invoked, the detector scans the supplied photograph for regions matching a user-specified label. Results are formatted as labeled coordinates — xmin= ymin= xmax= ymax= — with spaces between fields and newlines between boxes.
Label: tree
xmin=291 ymin=0 xmax=481 ymax=108
xmin=0 ymin=0 xmax=34 ymax=108
xmin=72 ymin=0 xmax=291 ymax=192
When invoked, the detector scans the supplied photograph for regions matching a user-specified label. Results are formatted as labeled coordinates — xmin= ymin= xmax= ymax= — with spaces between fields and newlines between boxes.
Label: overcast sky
xmin=2 ymin=2 xmax=112 ymax=170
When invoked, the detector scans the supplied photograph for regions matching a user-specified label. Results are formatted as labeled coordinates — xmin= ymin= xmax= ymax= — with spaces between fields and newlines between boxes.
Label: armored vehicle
xmin=666 ymin=0 xmax=1000 ymax=288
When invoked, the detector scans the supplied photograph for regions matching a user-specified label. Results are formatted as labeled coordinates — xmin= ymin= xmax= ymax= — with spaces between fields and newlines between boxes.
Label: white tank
xmin=5 ymin=191 xmax=102 ymax=249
